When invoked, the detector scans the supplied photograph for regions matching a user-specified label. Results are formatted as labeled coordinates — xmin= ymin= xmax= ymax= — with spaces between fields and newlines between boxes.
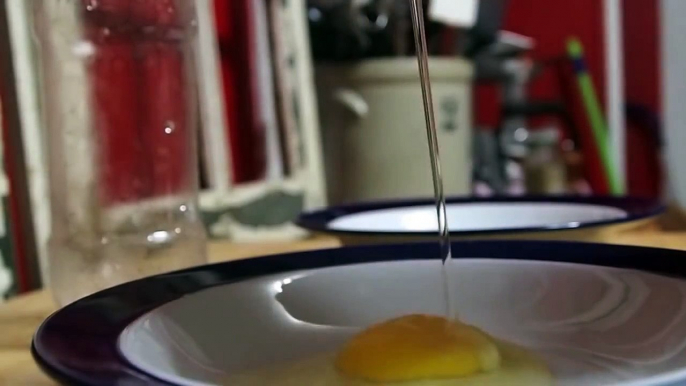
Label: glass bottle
xmin=32 ymin=0 xmax=207 ymax=306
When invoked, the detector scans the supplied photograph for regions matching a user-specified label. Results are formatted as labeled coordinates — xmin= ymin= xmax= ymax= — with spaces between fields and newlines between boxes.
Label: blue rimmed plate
xmin=32 ymin=240 xmax=686 ymax=385
xmin=296 ymin=196 xmax=664 ymax=244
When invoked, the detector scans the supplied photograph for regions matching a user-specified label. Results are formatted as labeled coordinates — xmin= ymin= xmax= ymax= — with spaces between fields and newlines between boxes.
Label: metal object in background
xmin=308 ymin=0 xmax=449 ymax=60
xmin=308 ymin=0 xmax=394 ymax=60
xmin=462 ymin=0 xmax=510 ymax=57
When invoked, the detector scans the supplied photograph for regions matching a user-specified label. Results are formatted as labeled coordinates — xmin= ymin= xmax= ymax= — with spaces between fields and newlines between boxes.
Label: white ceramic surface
xmin=316 ymin=58 xmax=473 ymax=204
xmin=120 ymin=259 xmax=686 ymax=386
xmin=327 ymin=202 xmax=629 ymax=232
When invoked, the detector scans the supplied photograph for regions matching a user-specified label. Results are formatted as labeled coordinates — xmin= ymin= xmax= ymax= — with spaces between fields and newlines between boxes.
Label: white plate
xmin=329 ymin=202 xmax=627 ymax=232
xmin=120 ymin=259 xmax=686 ymax=386
xmin=297 ymin=197 xmax=663 ymax=236
xmin=33 ymin=241 xmax=686 ymax=385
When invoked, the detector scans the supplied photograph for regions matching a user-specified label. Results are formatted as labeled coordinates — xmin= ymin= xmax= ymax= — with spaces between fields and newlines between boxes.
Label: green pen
xmin=567 ymin=38 xmax=623 ymax=195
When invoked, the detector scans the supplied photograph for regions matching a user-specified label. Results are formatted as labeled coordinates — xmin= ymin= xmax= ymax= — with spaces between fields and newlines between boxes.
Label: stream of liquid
xmin=408 ymin=0 xmax=454 ymax=318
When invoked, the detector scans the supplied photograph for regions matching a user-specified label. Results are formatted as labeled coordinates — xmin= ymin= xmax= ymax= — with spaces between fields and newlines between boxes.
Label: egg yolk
xmin=335 ymin=314 xmax=500 ymax=382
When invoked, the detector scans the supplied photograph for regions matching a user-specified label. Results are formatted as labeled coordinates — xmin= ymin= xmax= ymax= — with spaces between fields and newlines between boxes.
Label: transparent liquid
xmin=408 ymin=0 xmax=454 ymax=318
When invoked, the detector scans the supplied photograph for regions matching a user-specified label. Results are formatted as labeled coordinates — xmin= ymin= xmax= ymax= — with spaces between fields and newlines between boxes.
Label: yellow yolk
xmin=335 ymin=314 xmax=501 ymax=382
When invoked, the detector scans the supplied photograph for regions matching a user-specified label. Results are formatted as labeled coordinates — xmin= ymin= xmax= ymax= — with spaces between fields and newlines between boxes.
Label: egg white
xmin=222 ymin=340 xmax=552 ymax=386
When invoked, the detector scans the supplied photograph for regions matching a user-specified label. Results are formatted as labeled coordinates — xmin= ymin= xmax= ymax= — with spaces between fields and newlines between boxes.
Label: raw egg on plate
xmin=224 ymin=314 xmax=551 ymax=385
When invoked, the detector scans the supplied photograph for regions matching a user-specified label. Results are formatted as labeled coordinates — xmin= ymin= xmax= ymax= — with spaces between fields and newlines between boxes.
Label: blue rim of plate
xmin=295 ymin=196 xmax=665 ymax=237
xmin=32 ymin=240 xmax=686 ymax=386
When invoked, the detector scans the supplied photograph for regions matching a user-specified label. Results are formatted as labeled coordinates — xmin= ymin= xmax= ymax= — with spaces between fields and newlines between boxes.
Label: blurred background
xmin=0 ymin=0 xmax=671 ymax=298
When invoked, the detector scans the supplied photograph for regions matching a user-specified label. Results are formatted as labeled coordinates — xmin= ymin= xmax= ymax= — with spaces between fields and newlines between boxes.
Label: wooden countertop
xmin=0 ymin=236 xmax=341 ymax=385
xmin=3 ymin=212 xmax=686 ymax=385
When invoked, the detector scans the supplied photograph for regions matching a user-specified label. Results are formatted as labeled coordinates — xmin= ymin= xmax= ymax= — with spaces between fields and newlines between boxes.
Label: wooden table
xmin=0 ymin=236 xmax=341 ymax=385
xmin=3 ymin=213 xmax=686 ymax=385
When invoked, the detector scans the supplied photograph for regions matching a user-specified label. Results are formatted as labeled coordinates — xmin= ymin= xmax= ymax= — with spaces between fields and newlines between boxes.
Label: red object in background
xmin=81 ymin=0 xmax=181 ymax=27
xmin=626 ymin=122 xmax=661 ymax=198
xmin=83 ymin=0 xmax=191 ymax=203
xmin=623 ymin=0 xmax=661 ymax=114
xmin=214 ymin=0 xmax=267 ymax=183
xmin=138 ymin=41 xmax=190 ymax=196
xmin=213 ymin=0 xmax=231 ymax=41
xmin=475 ymin=0 xmax=662 ymax=197
xmin=510 ymin=0 xmax=608 ymax=195
xmin=89 ymin=36 xmax=151 ymax=204
xmin=81 ymin=0 xmax=131 ymax=18
xmin=131 ymin=0 xmax=180 ymax=26
xmin=625 ymin=104 xmax=662 ymax=197
xmin=623 ymin=0 xmax=662 ymax=197
xmin=473 ymin=0 xmax=608 ymax=193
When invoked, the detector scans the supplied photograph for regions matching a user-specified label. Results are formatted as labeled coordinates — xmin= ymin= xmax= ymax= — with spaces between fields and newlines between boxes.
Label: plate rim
xmin=32 ymin=240 xmax=686 ymax=386
xmin=295 ymin=196 xmax=665 ymax=236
